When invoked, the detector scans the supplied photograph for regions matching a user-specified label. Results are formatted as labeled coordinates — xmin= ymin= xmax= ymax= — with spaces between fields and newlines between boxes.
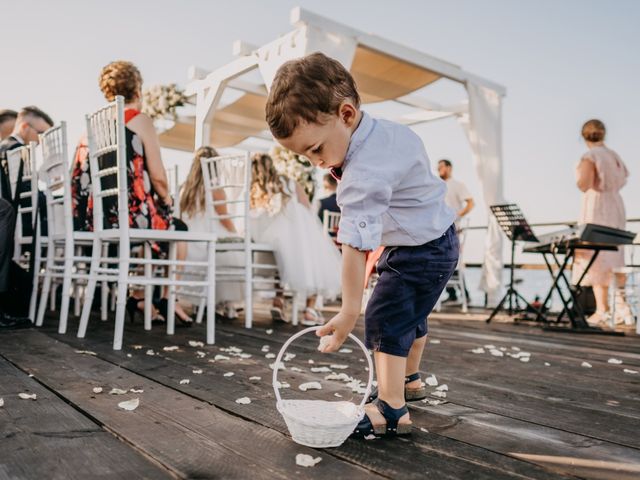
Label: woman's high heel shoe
xmin=153 ymin=298 xmax=193 ymax=327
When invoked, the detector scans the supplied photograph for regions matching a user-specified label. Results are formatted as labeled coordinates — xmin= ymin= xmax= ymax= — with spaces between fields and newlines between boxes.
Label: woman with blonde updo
xmin=249 ymin=153 xmax=342 ymax=325
xmin=573 ymin=119 xmax=630 ymax=326
xmin=72 ymin=60 xmax=192 ymax=325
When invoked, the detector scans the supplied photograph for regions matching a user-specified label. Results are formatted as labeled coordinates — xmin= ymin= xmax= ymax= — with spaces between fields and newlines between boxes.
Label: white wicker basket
xmin=273 ymin=326 xmax=374 ymax=448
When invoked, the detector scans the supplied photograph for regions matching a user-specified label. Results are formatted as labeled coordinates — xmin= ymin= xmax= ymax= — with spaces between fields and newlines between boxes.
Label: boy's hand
xmin=316 ymin=311 xmax=359 ymax=353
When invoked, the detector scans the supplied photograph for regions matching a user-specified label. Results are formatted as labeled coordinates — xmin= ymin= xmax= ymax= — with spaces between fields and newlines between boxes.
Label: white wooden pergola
xmin=160 ymin=7 xmax=507 ymax=299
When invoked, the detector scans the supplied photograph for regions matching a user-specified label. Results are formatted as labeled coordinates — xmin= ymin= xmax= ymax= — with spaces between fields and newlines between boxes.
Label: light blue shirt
xmin=336 ymin=111 xmax=456 ymax=250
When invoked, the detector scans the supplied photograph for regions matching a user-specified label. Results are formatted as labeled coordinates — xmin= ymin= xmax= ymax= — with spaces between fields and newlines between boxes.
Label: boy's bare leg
xmin=364 ymin=351 xmax=411 ymax=425
xmin=405 ymin=335 xmax=427 ymax=390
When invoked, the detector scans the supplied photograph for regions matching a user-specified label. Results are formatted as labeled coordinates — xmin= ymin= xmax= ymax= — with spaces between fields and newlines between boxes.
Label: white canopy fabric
xmin=169 ymin=7 xmax=507 ymax=299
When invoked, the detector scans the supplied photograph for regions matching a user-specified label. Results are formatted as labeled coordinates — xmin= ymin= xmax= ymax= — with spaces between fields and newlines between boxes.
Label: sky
xmin=1 ymin=0 xmax=638 ymax=263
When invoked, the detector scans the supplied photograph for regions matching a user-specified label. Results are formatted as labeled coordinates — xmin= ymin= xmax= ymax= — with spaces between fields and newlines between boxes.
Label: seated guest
xmin=250 ymin=153 xmax=342 ymax=325
xmin=317 ymin=172 xmax=340 ymax=222
xmin=0 ymin=109 xmax=17 ymax=141
xmin=72 ymin=60 xmax=192 ymax=325
xmin=179 ymin=146 xmax=244 ymax=319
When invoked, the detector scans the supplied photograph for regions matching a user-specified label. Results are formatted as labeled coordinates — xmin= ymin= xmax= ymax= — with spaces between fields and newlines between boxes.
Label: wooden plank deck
xmin=1 ymin=309 xmax=639 ymax=479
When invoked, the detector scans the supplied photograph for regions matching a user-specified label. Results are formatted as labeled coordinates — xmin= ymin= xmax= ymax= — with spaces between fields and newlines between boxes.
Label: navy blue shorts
xmin=365 ymin=224 xmax=459 ymax=357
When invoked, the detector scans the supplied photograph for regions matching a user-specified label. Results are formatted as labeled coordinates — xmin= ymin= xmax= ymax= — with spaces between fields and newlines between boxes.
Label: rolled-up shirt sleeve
xmin=337 ymin=175 xmax=392 ymax=251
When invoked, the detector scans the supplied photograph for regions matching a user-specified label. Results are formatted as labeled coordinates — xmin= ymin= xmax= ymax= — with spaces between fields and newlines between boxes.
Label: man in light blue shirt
xmin=266 ymin=52 xmax=458 ymax=440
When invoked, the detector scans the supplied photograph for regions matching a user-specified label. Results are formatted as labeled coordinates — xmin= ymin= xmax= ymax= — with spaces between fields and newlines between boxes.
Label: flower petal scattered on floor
xmin=310 ymin=366 xmax=331 ymax=373
xmin=109 ymin=388 xmax=128 ymax=395
xmin=435 ymin=384 xmax=448 ymax=392
xmin=196 ymin=351 xmax=206 ymax=358
xmin=130 ymin=388 xmax=144 ymax=393
xmin=249 ymin=376 xmax=262 ymax=381
xmin=425 ymin=375 xmax=438 ymax=386
xmin=192 ymin=369 xmax=203 ymax=375
xmin=431 ymin=391 xmax=447 ymax=398
xmin=623 ymin=369 xmax=638 ymax=374
xmin=266 ymin=329 xmax=273 ymax=335
xmin=146 ymin=349 xmax=155 ymax=356
xmin=75 ymin=350 xmax=97 ymax=356
xmin=214 ymin=354 xmax=230 ymax=361
xmin=330 ymin=364 xmax=348 ymax=370
xmin=235 ymin=397 xmax=251 ymax=405
xmin=131 ymin=345 xmax=143 ymax=350
xmin=420 ymin=427 xmax=429 ymax=433
xmin=163 ymin=346 xmax=179 ymax=352
xmin=223 ymin=372 xmax=235 ymax=377
xmin=0 ymin=398 xmax=3 ymax=407
xmin=275 ymin=381 xmax=290 ymax=389
xmin=299 ymin=382 xmax=322 ymax=391
xmin=581 ymin=362 xmax=592 ymax=368
xmin=338 ymin=348 xmax=353 ymax=353
xmin=364 ymin=434 xmax=377 ymax=440
xmin=179 ymin=379 xmax=190 ymax=385
xmin=92 ymin=387 xmax=103 ymax=394
xmin=126 ymin=353 xmax=132 ymax=358
xmin=430 ymin=339 xmax=441 ymax=344
xmin=295 ymin=454 xmax=322 ymax=467
xmin=284 ymin=353 xmax=296 ymax=361
xmin=118 ymin=398 xmax=139 ymax=411
xmin=471 ymin=348 xmax=485 ymax=354
xmin=608 ymin=358 xmax=623 ymax=365
xmin=334 ymin=392 xmax=342 ymax=398
xmin=261 ymin=345 xmax=270 ymax=353
xmin=19 ymin=393 xmax=36 ymax=400
xmin=290 ymin=367 xmax=303 ymax=372
xmin=520 ymin=357 xmax=530 ymax=363
xmin=544 ymin=362 xmax=551 ymax=366
xmin=490 ymin=349 xmax=504 ymax=357
xmin=265 ymin=353 xmax=276 ymax=359
xmin=270 ymin=362 xmax=286 ymax=371
xmin=188 ymin=340 xmax=205 ymax=348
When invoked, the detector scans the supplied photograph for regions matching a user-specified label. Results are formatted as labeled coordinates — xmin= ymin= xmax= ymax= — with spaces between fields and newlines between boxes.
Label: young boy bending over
xmin=265 ymin=52 xmax=458 ymax=438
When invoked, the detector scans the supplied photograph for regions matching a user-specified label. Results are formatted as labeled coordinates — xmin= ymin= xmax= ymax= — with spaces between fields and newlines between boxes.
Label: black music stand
xmin=487 ymin=204 xmax=540 ymax=323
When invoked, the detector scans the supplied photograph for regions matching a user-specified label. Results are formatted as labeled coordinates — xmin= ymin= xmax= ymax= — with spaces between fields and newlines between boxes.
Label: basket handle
xmin=272 ymin=326 xmax=374 ymax=408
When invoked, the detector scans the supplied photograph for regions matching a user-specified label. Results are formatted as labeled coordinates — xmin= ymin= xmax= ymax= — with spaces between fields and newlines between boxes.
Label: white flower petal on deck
xmin=118 ymin=398 xmax=139 ymax=411
xmin=146 ymin=349 xmax=155 ymax=356
xmin=266 ymin=329 xmax=273 ymax=335
xmin=261 ymin=345 xmax=270 ymax=353
xmin=499 ymin=347 xmax=507 ymax=352
xmin=484 ymin=344 xmax=496 ymax=349
xmin=431 ymin=391 xmax=447 ymax=398
xmin=0 ymin=398 xmax=3 ymax=407
xmin=334 ymin=392 xmax=343 ymax=398
xmin=623 ymin=369 xmax=638 ymax=374
xmin=75 ymin=350 xmax=97 ymax=356
xmin=330 ymin=364 xmax=348 ymax=370
xmin=581 ymin=362 xmax=592 ymax=368
xmin=223 ymin=372 xmax=235 ymax=377
xmin=179 ymin=379 xmax=190 ymax=385
xmin=420 ymin=427 xmax=429 ymax=433
xmin=275 ymin=381 xmax=290 ymax=389
xmin=238 ymin=353 xmax=252 ymax=359
xmin=295 ymin=454 xmax=322 ymax=467
xmin=520 ymin=357 xmax=530 ymax=363
xmin=424 ymin=399 xmax=444 ymax=406
xmin=265 ymin=353 xmax=276 ymax=359
xmin=490 ymin=349 xmax=504 ymax=357
xmin=430 ymin=339 xmax=441 ymax=344
xmin=425 ymin=375 xmax=438 ymax=386
xmin=284 ymin=353 xmax=296 ymax=362
xmin=192 ymin=369 xmax=203 ymax=375
xmin=318 ymin=336 xmax=332 ymax=352
xmin=270 ymin=362 xmax=286 ymax=371
xmin=188 ymin=340 xmax=205 ymax=348
xmin=308 ymin=359 xmax=315 ymax=364
xmin=339 ymin=348 xmax=353 ymax=353
xmin=214 ymin=354 xmax=230 ymax=361
xmin=364 ymin=434 xmax=377 ymax=440
xmin=131 ymin=345 xmax=144 ymax=350
xmin=299 ymin=382 xmax=322 ymax=391
xmin=310 ymin=366 xmax=331 ymax=373
xmin=126 ymin=354 xmax=132 ymax=358
xmin=235 ymin=397 xmax=251 ymax=405
xmin=109 ymin=388 xmax=128 ymax=395
xmin=607 ymin=358 xmax=623 ymax=365
xmin=163 ymin=346 xmax=179 ymax=352
xmin=511 ymin=346 xmax=521 ymax=351
xmin=19 ymin=393 xmax=37 ymax=400
xmin=290 ymin=367 xmax=304 ymax=373
xmin=249 ymin=376 xmax=262 ymax=381
xmin=544 ymin=362 xmax=551 ymax=367
xmin=196 ymin=351 xmax=206 ymax=358
xmin=435 ymin=384 xmax=448 ymax=392
xmin=471 ymin=348 xmax=485 ymax=354
xmin=92 ymin=387 xmax=103 ymax=394
xmin=130 ymin=388 xmax=144 ymax=393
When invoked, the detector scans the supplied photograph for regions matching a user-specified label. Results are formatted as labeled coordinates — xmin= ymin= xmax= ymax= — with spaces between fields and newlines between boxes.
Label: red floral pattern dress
xmin=71 ymin=109 xmax=174 ymax=233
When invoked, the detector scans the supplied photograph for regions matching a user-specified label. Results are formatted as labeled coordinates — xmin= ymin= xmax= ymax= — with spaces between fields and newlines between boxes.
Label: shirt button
xmin=359 ymin=221 xmax=366 ymax=228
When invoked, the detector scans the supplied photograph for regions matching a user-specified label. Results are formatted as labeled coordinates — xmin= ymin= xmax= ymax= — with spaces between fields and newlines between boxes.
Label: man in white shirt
xmin=438 ymin=159 xmax=474 ymax=220
xmin=438 ymin=159 xmax=474 ymax=303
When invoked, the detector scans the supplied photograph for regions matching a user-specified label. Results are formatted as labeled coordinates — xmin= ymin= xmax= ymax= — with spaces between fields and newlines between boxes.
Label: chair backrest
xmin=167 ymin=164 xmax=180 ymax=217
xmin=201 ymin=153 xmax=250 ymax=238
xmin=322 ymin=210 xmax=341 ymax=238
xmin=39 ymin=122 xmax=72 ymax=240
xmin=85 ymin=96 xmax=127 ymax=234
xmin=8 ymin=142 xmax=38 ymax=259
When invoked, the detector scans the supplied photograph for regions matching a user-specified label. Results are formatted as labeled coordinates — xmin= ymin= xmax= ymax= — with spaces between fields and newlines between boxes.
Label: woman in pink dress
xmin=572 ymin=119 xmax=630 ymax=325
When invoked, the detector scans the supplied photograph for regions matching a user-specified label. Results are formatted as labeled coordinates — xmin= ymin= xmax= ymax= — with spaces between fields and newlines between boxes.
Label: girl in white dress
xmin=180 ymin=146 xmax=244 ymax=319
xmin=249 ymin=153 xmax=342 ymax=325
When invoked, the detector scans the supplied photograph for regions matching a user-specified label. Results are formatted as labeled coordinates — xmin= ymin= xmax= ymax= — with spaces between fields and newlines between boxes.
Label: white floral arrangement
xmin=270 ymin=145 xmax=316 ymax=202
xmin=141 ymin=83 xmax=186 ymax=121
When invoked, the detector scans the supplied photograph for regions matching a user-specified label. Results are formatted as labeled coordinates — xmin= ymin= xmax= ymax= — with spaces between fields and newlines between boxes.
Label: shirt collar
xmin=344 ymin=111 xmax=374 ymax=165
xmin=10 ymin=133 xmax=25 ymax=145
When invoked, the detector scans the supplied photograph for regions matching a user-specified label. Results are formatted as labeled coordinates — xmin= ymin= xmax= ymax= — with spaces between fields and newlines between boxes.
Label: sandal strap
xmin=375 ymin=399 xmax=408 ymax=432
xmin=404 ymin=372 xmax=421 ymax=383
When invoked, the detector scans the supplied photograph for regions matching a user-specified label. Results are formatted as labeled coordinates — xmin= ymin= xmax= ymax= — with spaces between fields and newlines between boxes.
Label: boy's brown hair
xmin=581 ymin=119 xmax=606 ymax=143
xmin=265 ymin=52 xmax=360 ymax=139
